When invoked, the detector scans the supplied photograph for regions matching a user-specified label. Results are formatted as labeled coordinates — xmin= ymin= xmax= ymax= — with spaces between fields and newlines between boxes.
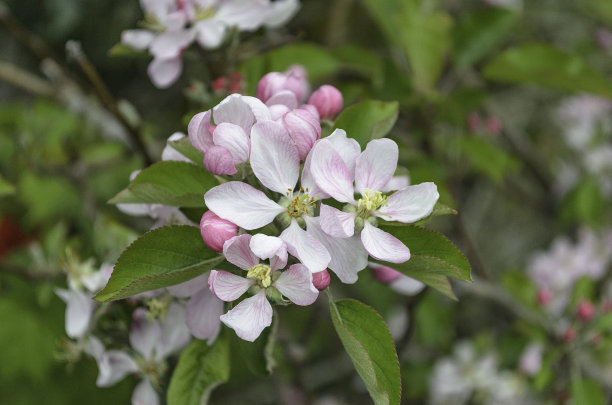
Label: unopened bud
xmin=577 ymin=300 xmax=595 ymax=321
xmin=203 ymin=145 xmax=237 ymax=175
xmin=312 ymin=270 xmax=331 ymax=291
xmin=308 ymin=85 xmax=343 ymax=120
xmin=200 ymin=211 xmax=239 ymax=253
xmin=537 ymin=288 xmax=552 ymax=306
xmin=370 ymin=264 xmax=402 ymax=284
xmin=257 ymin=65 xmax=310 ymax=103
xmin=485 ymin=117 xmax=502 ymax=135
xmin=282 ymin=107 xmax=321 ymax=160
xmin=602 ymin=299 xmax=612 ymax=313
xmin=467 ymin=112 xmax=480 ymax=132
xmin=563 ymin=327 xmax=576 ymax=342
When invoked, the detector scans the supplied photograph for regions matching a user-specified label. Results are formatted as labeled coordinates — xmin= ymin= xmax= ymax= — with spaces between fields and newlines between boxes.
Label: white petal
xmin=213 ymin=94 xmax=255 ymax=133
xmin=378 ymin=182 xmax=439 ymax=223
xmin=59 ymin=289 xmax=96 ymax=339
xmin=326 ymin=129 xmax=361 ymax=178
xmin=275 ymin=264 xmax=318 ymax=305
xmin=208 ymin=270 xmax=254 ymax=301
xmin=121 ymin=29 xmax=155 ymax=50
xmin=390 ymin=276 xmax=426 ymax=295
xmin=132 ymin=379 xmax=159 ymax=405
xmin=309 ymin=139 xmax=355 ymax=203
xmin=204 ymin=182 xmax=285 ymax=230
xmin=156 ymin=303 xmax=190 ymax=358
xmin=148 ymin=57 xmax=182 ymax=88
xmin=355 ymin=138 xmax=398 ymax=194
xmin=212 ymin=122 xmax=250 ymax=164
xmin=381 ymin=175 xmax=410 ymax=192
xmin=161 ymin=133 xmax=191 ymax=162
xmin=215 ymin=0 xmax=269 ymax=30
xmin=319 ymin=204 xmax=355 ymax=238
xmin=264 ymin=0 xmax=300 ymax=27
xmin=266 ymin=90 xmax=298 ymax=109
xmin=195 ymin=19 xmax=227 ymax=49
xmin=96 ymin=350 xmax=138 ymax=387
xmin=166 ymin=272 xmax=209 ymax=298
xmin=300 ymin=146 xmax=330 ymax=199
xmin=304 ymin=216 xmax=368 ymax=284
xmin=85 ymin=336 xmax=105 ymax=360
xmin=250 ymin=121 xmax=299 ymax=194
xmin=188 ymin=110 xmax=213 ymax=153
xmin=130 ymin=308 xmax=161 ymax=359
xmin=280 ymin=219 xmax=330 ymax=273
xmin=117 ymin=203 xmax=151 ymax=216
xmin=361 ymin=222 xmax=411 ymax=263
xmin=149 ymin=29 xmax=193 ymax=59
xmin=220 ymin=290 xmax=273 ymax=342
xmin=222 ymin=234 xmax=259 ymax=270
xmin=250 ymin=234 xmax=285 ymax=261
xmin=186 ymin=286 xmax=224 ymax=341
xmin=241 ymin=96 xmax=272 ymax=122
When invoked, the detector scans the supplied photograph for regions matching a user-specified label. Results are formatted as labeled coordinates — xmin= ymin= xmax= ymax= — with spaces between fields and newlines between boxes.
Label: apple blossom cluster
xmin=121 ymin=0 xmax=300 ymax=88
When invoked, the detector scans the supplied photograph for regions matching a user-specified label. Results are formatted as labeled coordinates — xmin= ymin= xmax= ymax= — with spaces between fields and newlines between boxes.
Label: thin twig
xmin=0 ymin=61 xmax=57 ymax=98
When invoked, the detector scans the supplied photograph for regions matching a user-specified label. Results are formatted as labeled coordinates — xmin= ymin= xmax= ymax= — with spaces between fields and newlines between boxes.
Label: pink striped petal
xmin=203 ymin=145 xmax=237 ymax=175
xmin=320 ymin=204 xmax=355 ymax=238
xmin=355 ymin=138 xmax=398 ymax=194
xmin=378 ymin=182 xmax=439 ymax=223
xmin=212 ymin=122 xmax=250 ymax=164
xmin=309 ymin=139 xmax=355 ymax=203
xmin=220 ymin=290 xmax=272 ymax=342
xmin=326 ymin=129 xmax=361 ymax=178
xmin=208 ymin=270 xmax=254 ymax=301
xmin=188 ymin=110 xmax=213 ymax=153
xmin=213 ymin=94 xmax=256 ymax=132
xmin=204 ymin=182 xmax=285 ymax=230
xmin=360 ymin=222 xmax=411 ymax=263
xmin=241 ymin=96 xmax=272 ymax=122
xmin=280 ymin=219 xmax=330 ymax=273
xmin=222 ymin=234 xmax=259 ymax=270
xmin=275 ymin=264 xmax=318 ymax=305
xmin=381 ymin=175 xmax=410 ymax=192
xmin=300 ymin=147 xmax=330 ymax=199
xmin=250 ymin=121 xmax=299 ymax=194
xmin=186 ymin=286 xmax=224 ymax=341
xmin=266 ymin=90 xmax=298 ymax=109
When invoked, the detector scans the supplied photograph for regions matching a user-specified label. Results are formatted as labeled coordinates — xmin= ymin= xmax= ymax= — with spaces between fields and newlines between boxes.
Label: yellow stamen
xmin=247 ymin=264 xmax=272 ymax=288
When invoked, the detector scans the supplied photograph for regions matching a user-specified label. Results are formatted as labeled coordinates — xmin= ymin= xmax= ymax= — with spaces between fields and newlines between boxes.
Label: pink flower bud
xmin=308 ymin=85 xmax=343 ymax=120
xmin=602 ymin=299 xmax=612 ymax=313
xmin=282 ymin=108 xmax=321 ymax=160
xmin=467 ymin=112 xmax=480 ymax=132
xmin=257 ymin=65 xmax=310 ymax=104
xmin=312 ymin=269 xmax=330 ymax=291
xmin=300 ymin=104 xmax=320 ymax=120
xmin=203 ymin=145 xmax=237 ymax=175
xmin=563 ymin=327 xmax=576 ymax=342
xmin=537 ymin=288 xmax=553 ymax=306
xmin=485 ymin=117 xmax=502 ymax=135
xmin=577 ymin=300 xmax=595 ymax=321
xmin=211 ymin=77 xmax=227 ymax=93
xmin=200 ymin=211 xmax=238 ymax=253
xmin=370 ymin=264 xmax=402 ymax=284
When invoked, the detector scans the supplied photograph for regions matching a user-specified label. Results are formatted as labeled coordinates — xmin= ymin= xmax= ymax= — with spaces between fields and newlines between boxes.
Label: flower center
xmin=356 ymin=188 xmax=389 ymax=218
xmin=247 ymin=264 xmax=272 ymax=288
xmin=284 ymin=187 xmax=317 ymax=218
xmin=146 ymin=294 xmax=172 ymax=321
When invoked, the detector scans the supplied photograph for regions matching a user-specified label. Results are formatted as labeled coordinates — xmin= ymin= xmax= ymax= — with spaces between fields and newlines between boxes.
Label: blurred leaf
xmin=414 ymin=293 xmax=456 ymax=348
xmin=334 ymin=45 xmax=385 ymax=88
xmin=582 ymin=0 xmax=612 ymax=26
xmin=561 ymin=177 xmax=605 ymax=226
xmin=455 ymin=136 xmax=521 ymax=183
xmin=483 ymin=43 xmax=612 ymax=98
xmin=108 ymin=43 xmax=149 ymax=57
xmin=377 ymin=225 xmax=472 ymax=282
xmin=169 ymin=137 xmax=204 ymax=165
xmin=18 ymin=173 xmax=82 ymax=226
xmin=454 ymin=9 xmax=518 ymax=68
xmin=0 ymin=175 xmax=15 ymax=196
xmin=95 ymin=226 xmax=224 ymax=302
xmin=571 ymin=373 xmax=605 ymax=405
xmin=329 ymin=298 xmax=401 ymax=405
xmin=332 ymin=100 xmax=399 ymax=148
xmin=237 ymin=315 xmax=277 ymax=376
xmin=109 ymin=161 xmax=218 ymax=207
xmin=406 ymin=272 xmax=456 ymax=300
xmin=167 ymin=335 xmax=230 ymax=405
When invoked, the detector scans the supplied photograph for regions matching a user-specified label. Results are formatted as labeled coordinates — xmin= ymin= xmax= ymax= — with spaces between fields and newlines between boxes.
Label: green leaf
xmin=109 ymin=161 xmax=218 ymax=207
xmin=0 ymin=175 xmax=15 ymax=196
xmin=377 ymin=225 xmax=471 ymax=282
xmin=454 ymin=9 xmax=518 ymax=68
xmin=483 ymin=43 xmax=612 ymax=99
xmin=571 ymin=372 xmax=605 ymax=405
xmin=169 ymin=137 xmax=204 ymax=166
xmin=237 ymin=314 xmax=277 ymax=376
xmin=561 ymin=177 xmax=605 ymax=226
xmin=329 ymin=298 xmax=401 ymax=405
xmin=332 ymin=100 xmax=399 ymax=148
xmin=95 ymin=226 xmax=224 ymax=302
xmin=167 ymin=335 xmax=230 ymax=405
xmin=403 ymin=272 xmax=456 ymax=300
xmin=455 ymin=136 xmax=521 ymax=183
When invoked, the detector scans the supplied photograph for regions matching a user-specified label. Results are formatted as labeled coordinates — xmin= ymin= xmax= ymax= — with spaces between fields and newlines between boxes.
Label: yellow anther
xmin=247 ymin=264 xmax=272 ymax=288
xmin=356 ymin=189 xmax=389 ymax=217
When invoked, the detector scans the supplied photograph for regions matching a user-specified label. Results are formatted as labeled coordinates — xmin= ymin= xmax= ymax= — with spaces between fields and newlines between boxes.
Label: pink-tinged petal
xmin=309 ymin=139 xmax=355 ymax=203
xmin=121 ymin=29 xmax=155 ymax=50
xmin=368 ymin=262 xmax=402 ymax=284
xmin=208 ymin=270 xmax=254 ymax=301
xmin=194 ymin=19 xmax=227 ymax=49
xmin=300 ymin=146 xmax=330 ymax=199
xmin=188 ymin=110 xmax=213 ymax=153
xmin=162 ymin=132 xmax=191 ymax=162
xmin=149 ymin=29 xmax=193 ymax=59
xmin=130 ymin=308 xmax=161 ymax=359
xmin=203 ymin=145 xmax=237 ymax=175
xmin=325 ymin=129 xmax=361 ymax=178
xmin=275 ymin=263 xmax=318 ymax=305
xmin=280 ymin=219 xmax=330 ymax=273
xmin=308 ymin=85 xmax=343 ymax=120
xmin=205 ymin=182 xmax=285 ymax=230
xmin=199 ymin=211 xmax=239 ymax=253
xmin=215 ymin=0 xmax=269 ymax=30
xmin=264 ymin=0 xmax=300 ymax=28
xmin=266 ymin=90 xmax=298 ymax=109
xmin=378 ymin=182 xmax=439 ymax=223
xmin=250 ymin=120 xmax=299 ymax=194
xmin=213 ymin=94 xmax=255 ymax=132
xmin=320 ymin=204 xmax=355 ymax=238
xmin=166 ymin=272 xmax=209 ymax=298
xmin=56 ymin=289 xmax=96 ymax=339
xmin=283 ymin=108 xmax=321 ymax=160
xmin=222 ymin=234 xmax=259 ymax=270
xmin=132 ymin=379 xmax=159 ymax=405
xmin=212 ymin=123 xmax=250 ymax=164
xmin=390 ymin=275 xmax=425 ymax=296
xmin=220 ymin=290 xmax=272 ymax=342
xmin=156 ymin=303 xmax=190 ymax=358
xmin=355 ymin=138 xmax=398 ymax=194
xmin=300 ymin=104 xmax=320 ymax=120
xmin=381 ymin=175 xmax=410 ymax=192
xmin=361 ymin=222 xmax=411 ymax=263
xmin=269 ymin=104 xmax=290 ymax=121
xmin=96 ymin=350 xmax=138 ymax=387
xmin=304 ymin=216 xmax=368 ymax=284
xmin=186 ymin=286 xmax=224 ymax=341
xmin=164 ymin=10 xmax=187 ymax=31
xmin=241 ymin=96 xmax=272 ymax=122
xmin=249 ymin=234 xmax=285 ymax=261
xmin=85 ymin=336 xmax=105 ymax=360
xmin=148 ymin=57 xmax=182 ymax=88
